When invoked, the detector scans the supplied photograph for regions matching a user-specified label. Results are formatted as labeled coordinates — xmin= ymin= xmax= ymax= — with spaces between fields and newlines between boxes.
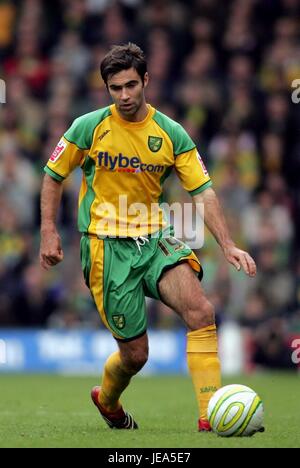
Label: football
xmin=207 ymin=384 xmax=264 ymax=437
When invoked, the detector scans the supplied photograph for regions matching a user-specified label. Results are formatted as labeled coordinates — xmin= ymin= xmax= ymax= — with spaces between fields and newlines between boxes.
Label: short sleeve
xmin=44 ymin=109 xmax=110 ymax=180
xmin=175 ymin=148 xmax=212 ymax=195
xmin=44 ymin=136 xmax=87 ymax=181
xmin=44 ymin=114 xmax=93 ymax=180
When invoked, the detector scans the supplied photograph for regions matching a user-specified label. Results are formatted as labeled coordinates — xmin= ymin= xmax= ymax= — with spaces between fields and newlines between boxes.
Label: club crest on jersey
xmin=148 ymin=136 xmax=163 ymax=152
xmin=50 ymin=139 xmax=67 ymax=163
xmin=196 ymin=152 xmax=208 ymax=176
xmin=112 ymin=314 xmax=126 ymax=329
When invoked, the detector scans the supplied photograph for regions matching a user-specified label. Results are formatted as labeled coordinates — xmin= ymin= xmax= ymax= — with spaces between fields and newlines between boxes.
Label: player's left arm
xmin=172 ymin=124 xmax=256 ymax=277
xmin=193 ymin=187 xmax=256 ymax=277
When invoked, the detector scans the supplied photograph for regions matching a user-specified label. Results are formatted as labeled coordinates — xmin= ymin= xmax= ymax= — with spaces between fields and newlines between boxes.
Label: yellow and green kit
xmin=44 ymin=104 xmax=212 ymax=339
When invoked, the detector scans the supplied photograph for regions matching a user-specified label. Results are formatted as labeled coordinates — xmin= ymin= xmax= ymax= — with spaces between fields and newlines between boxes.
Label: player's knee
xmin=122 ymin=348 xmax=149 ymax=374
xmin=200 ymin=300 xmax=215 ymax=327
xmin=187 ymin=300 xmax=215 ymax=330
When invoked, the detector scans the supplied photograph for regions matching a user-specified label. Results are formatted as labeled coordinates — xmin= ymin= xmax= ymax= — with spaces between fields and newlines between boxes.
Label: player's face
xmin=107 ymin=68 xmax=149 ymax=121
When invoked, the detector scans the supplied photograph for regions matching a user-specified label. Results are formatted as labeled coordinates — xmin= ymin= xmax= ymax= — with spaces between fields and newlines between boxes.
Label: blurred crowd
xmin=0 ymin=0 xmax=300 ymax=369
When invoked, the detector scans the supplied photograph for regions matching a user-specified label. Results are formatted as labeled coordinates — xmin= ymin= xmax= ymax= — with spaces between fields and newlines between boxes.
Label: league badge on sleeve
xmin=196 ymin=151 xmax=208 ymax=176
xmin=49 ymin=139 xmax=67 ymax=163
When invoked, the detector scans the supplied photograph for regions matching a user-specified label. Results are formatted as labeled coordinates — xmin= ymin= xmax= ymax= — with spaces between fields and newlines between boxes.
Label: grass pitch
xmin=0 ymin=372 xmax=299 ymax=448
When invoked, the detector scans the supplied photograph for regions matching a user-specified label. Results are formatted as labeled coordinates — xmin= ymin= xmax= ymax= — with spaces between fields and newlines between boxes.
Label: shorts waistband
xmin=82 ymin=228 xmax=174 ymax=240
xmin=82 ymin=232 xmax=132 ymax=240
xmin=82 ymin=232 xmax=159 ymax=241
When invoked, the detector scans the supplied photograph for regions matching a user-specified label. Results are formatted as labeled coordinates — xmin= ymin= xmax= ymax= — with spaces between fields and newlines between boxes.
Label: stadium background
xmin=0 ymin=0 xmax=300 ymax=375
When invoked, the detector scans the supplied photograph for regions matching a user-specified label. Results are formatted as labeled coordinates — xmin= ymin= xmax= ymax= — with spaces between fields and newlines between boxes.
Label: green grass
xmin=0 ymin=373 xmax=299 ymax=448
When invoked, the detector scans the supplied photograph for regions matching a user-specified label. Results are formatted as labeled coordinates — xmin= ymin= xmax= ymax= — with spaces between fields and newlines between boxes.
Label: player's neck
xmin=118 ymin=101 xmax=149 ymax=123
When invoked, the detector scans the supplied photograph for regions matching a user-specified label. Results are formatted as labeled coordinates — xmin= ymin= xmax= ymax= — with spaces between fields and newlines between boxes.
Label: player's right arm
xmin=40 ymin=174 xmax=64 ymax=270
xmin=39 ymin=116 xmax=89 ymax=270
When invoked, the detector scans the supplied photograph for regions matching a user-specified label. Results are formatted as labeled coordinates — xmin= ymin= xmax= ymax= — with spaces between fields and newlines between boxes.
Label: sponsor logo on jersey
xmin=97 ymin=152 xmax=164 ymax=173
xmin=98 ymin=129 xmax=110 ymax=141
xmin=49 ymin=139 xmax=67 ymax=163
xmin=148 ymin=136 xmax=163 ymax=152
xmin=196 ymin=151 xmax=208 ymax=176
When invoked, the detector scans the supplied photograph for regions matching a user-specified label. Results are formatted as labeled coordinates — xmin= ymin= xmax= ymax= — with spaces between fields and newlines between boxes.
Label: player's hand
xmin=223 ymin=245 xmax=256 ymax=277
xmin=40 ymin=228 xmax=64 ymax=270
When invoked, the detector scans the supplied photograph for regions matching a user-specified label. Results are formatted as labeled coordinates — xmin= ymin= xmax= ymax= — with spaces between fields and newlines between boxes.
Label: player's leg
xmin=99 ymin=332 xmax=149 ymax=413
xmin=91 ymin=332 xmax=148 ymax=429
xmin=158 ymin=262 xmax=221 ymax=430
xmin=81 ymin=235 xmax=148 ymax=428
xmin=158 ymin=261 xmax=214 ymax=330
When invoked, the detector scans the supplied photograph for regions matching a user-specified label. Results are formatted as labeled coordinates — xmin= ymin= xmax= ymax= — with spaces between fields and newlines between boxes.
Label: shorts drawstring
xmin=132 ymin=236 xmax=150 ymax=253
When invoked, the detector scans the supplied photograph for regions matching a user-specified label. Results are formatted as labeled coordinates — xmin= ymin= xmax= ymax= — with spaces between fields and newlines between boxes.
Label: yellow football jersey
xmin=44 ymin=104 xmax=212 ymax=237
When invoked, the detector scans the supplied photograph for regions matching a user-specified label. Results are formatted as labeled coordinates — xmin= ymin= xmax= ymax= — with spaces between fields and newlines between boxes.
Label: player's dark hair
xmin=100 ymin=43 xmax=147 ymax=85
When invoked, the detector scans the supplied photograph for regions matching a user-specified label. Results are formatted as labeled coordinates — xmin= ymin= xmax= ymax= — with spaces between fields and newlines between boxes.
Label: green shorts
xmin=80 ymin=233 xmax=202 ymax=341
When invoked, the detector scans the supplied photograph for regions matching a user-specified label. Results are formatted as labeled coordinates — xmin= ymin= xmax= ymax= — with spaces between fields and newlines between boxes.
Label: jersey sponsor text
xmin=97 ymin=152 xmax=164 ymax=173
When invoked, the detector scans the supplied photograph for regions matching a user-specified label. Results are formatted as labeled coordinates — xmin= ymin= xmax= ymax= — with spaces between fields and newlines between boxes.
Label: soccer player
xmin=40 ymin=43 xmax=256 ymax=431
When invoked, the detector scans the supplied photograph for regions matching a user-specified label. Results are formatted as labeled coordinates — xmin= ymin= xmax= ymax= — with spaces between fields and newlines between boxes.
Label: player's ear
xmin=143 ymin=72 xmax=149 ymax=88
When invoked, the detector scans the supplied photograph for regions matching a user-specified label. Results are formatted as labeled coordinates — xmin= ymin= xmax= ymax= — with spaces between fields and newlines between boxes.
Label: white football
xmin=207 ymin=384 xmax=264 ymax=437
